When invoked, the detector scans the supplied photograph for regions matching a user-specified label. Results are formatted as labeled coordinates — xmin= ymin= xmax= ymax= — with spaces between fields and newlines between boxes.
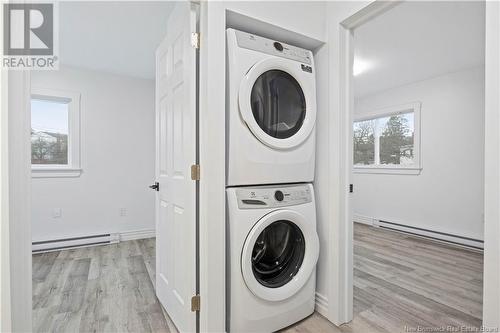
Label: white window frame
xmin=353 ymin=102 xmax=422 ymax=175
xmin=31 ymin=88 xmax=81 ymax=178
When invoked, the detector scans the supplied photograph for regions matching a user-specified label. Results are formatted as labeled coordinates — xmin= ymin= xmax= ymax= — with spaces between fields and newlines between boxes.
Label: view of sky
xmin=354 ymin=112 xmax=414 ymax=136
xmin=31 ymin=99 xmax=69 ymax=134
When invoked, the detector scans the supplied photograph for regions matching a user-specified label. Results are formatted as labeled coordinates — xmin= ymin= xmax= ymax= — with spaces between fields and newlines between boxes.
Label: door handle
xmin=149 ymin=182 xmax=159 ymax=191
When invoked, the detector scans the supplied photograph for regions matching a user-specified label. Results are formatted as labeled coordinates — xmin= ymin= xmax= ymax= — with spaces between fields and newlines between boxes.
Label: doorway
xmin=348 ymin=1 xmax=485 ymax=330
xmin=28 ymin=2 xmax=191 ymax=332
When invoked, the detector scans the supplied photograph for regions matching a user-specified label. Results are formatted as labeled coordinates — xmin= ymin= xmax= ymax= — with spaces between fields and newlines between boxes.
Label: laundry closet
xmin=225 ymin=28 xmax=319 ymax=332
xmin=150 ymin=2 xmax=346 ymax=332
xmin=196 ymin=4 xmax=331 ymax=332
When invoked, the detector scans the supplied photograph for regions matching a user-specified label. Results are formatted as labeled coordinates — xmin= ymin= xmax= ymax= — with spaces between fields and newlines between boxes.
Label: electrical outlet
xmin=52 ymin=208 xmax=62 ymax=218
xmin=119 ymin=208 xmax=127 ymax=217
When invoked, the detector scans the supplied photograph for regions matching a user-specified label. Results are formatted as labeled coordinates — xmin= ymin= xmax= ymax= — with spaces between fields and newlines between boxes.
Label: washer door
xmin=241 ymin=210 xmax=319 ymax=302
xmin=239 ymin=58 xmax=316 ymax=150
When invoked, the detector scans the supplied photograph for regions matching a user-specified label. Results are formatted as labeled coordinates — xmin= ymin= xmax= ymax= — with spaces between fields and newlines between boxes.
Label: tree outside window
xmin=30 ymin=88 xmax=81 ymax=178
xmin=353 ymin=106 xmax=418 ymax=171
xmin=31 ymin=99 xmax=69 ymax=165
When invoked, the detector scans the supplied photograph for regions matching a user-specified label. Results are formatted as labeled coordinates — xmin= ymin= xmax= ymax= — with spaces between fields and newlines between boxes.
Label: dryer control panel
xmin=234 ymin=30 xmax=313 ymax=65
xmin=235 ymin=184 xmax=312 ymax=209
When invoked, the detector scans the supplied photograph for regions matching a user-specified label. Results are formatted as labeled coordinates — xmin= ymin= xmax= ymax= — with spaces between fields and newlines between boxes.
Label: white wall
xmin=31 ymin=66 xmax=155 ymax=242
xmin=353 ymin=67 xmax=485 ymax=241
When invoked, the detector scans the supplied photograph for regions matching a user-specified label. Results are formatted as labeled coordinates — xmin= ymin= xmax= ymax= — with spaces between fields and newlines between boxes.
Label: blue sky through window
xmin=31 ymin=99 xmax=69 ymax=134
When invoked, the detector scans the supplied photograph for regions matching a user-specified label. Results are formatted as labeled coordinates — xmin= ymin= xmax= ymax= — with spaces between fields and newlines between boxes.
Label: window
xmin=31 ymin=88 xmax=81 ymax=177
xmin=353 ymin=102 xmax=421 ymax=174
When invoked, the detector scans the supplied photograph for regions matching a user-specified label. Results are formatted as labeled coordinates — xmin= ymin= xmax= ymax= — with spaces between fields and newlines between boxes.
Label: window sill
xmin=32 ymin=168 xmax=82 ymax=178
xmin=353 ymin=167 xmax=422 ymax=175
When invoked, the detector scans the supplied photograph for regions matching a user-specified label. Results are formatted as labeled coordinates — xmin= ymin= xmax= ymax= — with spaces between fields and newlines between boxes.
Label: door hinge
xmin=191 ymin=164 xmax=200 ymax=180
xmin=349 ymin=184 xmax=354 ymax=193
xmin=191 ymin=32 xmax=200 ymax=49
xmin=191 ymin=294 xmax=200 ymax=312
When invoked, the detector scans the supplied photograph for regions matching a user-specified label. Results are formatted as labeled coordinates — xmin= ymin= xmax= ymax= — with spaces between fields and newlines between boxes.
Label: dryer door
xmin=241 ymin=209 xmax=319 ymax=302
xmin=239 ymin=58 xmax=316 ymax=150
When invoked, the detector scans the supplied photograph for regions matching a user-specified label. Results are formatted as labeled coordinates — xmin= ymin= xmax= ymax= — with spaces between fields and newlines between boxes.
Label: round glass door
xmin=250 ymin=70 xmax=306 ymax=139
xmin=241 ymin=209 xmax=319 ymax=301
xmin=252 ymin=220 xmax=305 ymax=288
xmin=238 ymin=58 xmax=316 ymax=150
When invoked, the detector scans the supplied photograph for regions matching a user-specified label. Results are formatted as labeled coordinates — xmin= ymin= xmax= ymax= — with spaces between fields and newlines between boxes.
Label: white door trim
xmin=483 ymin=1 xmax=500 ymax=327
xmin=330 ymin=1 xmax=400 ymax=324
xmin=198 ymin=2 xmax=226 ymax=332
xmin=4 ymin=70 xmax=32 ymax=333
xmin=0 ymin=53 xmax=12 ymax=333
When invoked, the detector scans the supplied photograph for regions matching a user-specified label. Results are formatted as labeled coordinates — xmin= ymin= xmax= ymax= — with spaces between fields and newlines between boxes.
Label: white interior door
xmin=154 ymin=2 xmax=199 ymax=332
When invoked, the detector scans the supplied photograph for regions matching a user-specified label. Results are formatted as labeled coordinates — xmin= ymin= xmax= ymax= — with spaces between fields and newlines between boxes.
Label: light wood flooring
xmin=33 ymin=223 xmax=483 ymax=332
xmin=32 ymin=238 xmax=176 ymax=333
xmin=284 ymin=223 xmax=483 ymax=333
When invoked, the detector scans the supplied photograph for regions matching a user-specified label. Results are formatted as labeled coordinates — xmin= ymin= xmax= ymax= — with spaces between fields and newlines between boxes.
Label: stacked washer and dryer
xmin=225 ymin=29 xmax=320 ymax=332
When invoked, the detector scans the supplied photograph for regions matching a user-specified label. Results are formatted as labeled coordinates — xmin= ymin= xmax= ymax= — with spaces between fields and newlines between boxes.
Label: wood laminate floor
xmin=284 ymin=224 xmax=483 ymax=333
xmin=32 ymin=238 xmax=177 ymax=333
xmin=33 ymin=224 xmax=483 ymax=332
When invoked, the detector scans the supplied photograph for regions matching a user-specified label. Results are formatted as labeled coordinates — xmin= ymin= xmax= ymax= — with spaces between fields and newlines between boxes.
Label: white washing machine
xmin=226 ymin=183 xmax=319 ymax=332
xmin=226 ymin=29 xmax=317 ymax=186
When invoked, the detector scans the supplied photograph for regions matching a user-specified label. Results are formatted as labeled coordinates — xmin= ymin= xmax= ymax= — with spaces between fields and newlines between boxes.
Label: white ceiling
xmin=353 ymin=1 xmax=485 ymax=98
xmin=59 ymin=1 xmax=175 ymax=79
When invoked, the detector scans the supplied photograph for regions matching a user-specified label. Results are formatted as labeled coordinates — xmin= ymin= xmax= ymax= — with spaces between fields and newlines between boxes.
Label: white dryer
xmin=226 ymin=29 xmax=317 ymax=186
xmin=226 ymin=184 xmax=319 ymax=332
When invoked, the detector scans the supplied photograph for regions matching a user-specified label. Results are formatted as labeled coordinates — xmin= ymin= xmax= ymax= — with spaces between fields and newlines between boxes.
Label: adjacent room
xmin=351 ymin=1 xmax=485 ymax=329
xmin=30 ymin=2 xmax=175 ymax=331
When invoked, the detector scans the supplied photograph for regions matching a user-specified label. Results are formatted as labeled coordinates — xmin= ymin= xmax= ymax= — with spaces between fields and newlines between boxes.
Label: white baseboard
xmin=32 ymin=233 xmax=120 ymax=253
xmin=353 ymin=214 xmax=374 ymax=225
xmin=32 ymin=229 xmax=156 ymax=253
xmin=119 ymin=229 xmax=155 ymax=241
xmin=315 ymin=292 xmax=329 ymax=317
xmin=374 ymin=219 xmax=483 ymax=250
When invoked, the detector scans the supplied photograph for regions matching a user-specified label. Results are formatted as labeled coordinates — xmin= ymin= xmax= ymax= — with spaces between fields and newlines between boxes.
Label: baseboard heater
xmin=374 ymin=220 xmax=484 ymax=250
xmin=32 ymin=233 xmax=120 ymax=253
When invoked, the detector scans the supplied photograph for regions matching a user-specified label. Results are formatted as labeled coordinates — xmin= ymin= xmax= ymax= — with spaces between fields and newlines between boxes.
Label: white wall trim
xmin=31 ymin=168 xmax=82 ymax=178
xmin=373 ymin=219 xmax=484 ymax=249
xmin=31 ymin=229 xmax=155 ymax=253
xmin=353 ymin=214 xmax=374 ymax=226
xmin=199 ymin=3 xmax=226 ymax=332
xmin=7 ymin=71 xmax=32 ymax=332
xmin=329 ymin=0 xmax=403 ymax=326
xmin=32 ymin=233 xmax=120 ymax=253
xmin=483 ymin=1 xmax=500 ymax=327
xmin=315 ymin=292 xmax=329 ymax=318
xmin=353 ymin=167 xmax=421 ymax=175
xmin=120 ymin=229 xmax=155 ymax=241
xmin=0 ymin=24 xmax=12 ymax=331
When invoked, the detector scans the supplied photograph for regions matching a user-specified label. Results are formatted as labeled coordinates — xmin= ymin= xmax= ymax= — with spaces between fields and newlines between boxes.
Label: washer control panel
xmin=236 ymin=184 xmax=312 ymax=209
xmin=234 ymin=30 xmax=313 ymax=65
